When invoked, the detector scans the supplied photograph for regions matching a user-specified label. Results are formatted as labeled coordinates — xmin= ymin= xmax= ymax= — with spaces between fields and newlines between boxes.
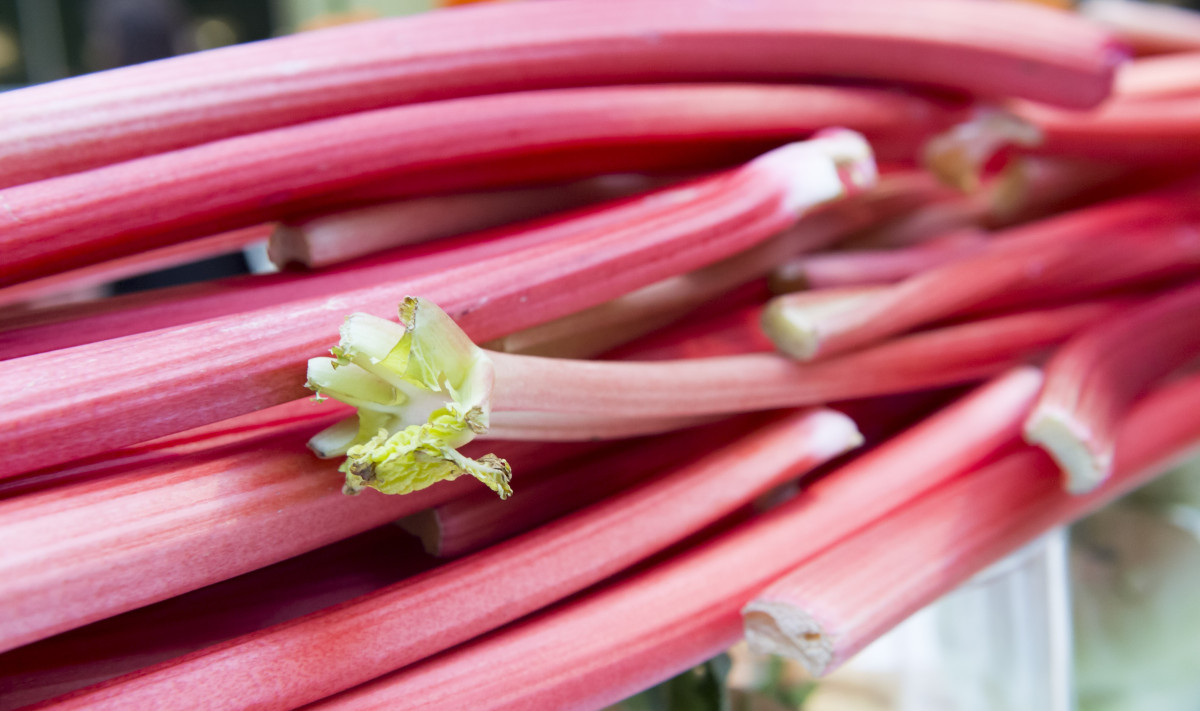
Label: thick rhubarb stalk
xmin=1015 ymin=95 xmax=1200 ymax=163
xmin=268 ymin=176 xmax=664 ymax=269
xmin=1080 ymin=0 xmax=1200 ymax=54
xmin=305 ymin=296 xmax=1111 ymax=497
xmin=39 ymin=408 xmax=862 ymax=711
xmin=0 ymin=166 xmax=755 ymax=358
xmin=742 ymin=364 xmax=1200 ymax=676
xmin=0 ymin=0 xmax=1118 ymax=187
xmin=0 ymin=526 xmax=438 ymax=710
xmin=770 ymin=230 xmax=988 ymax=292
xmin=402 ymin=416 xmax=769 ymax=557
xmin=1116 ymin=52 xmax=1200 ymax=99
xmin=1024 ymin=280 xmax=1200 ymax=493
xmin=0 ymin=84 xmax=916 ymax=286
xmin=298 ymin=368 xmax=1045 ymax=710
xmin=0 ymin=135 xmax=873 ymax=479
xmin=0 ymin=425 xmax=583 ymax=655
xmin=761 ymin=187 xmax=1200 ymax=360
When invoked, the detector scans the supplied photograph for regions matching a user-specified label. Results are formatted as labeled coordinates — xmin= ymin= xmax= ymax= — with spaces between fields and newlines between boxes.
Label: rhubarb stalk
xmin=39 ymin=408 xmax=862 ymax=711
xmin=305 ymin=297 xmax=1116 ymax=497
xmin=742 ymin=369 xmax=1200 ymax=676
xmin=0 ymin=0 xmax=1117 ymax=187
xmin=1024 ymin=280 xmax=1200 ymax=493
xmin=0 ymin=85 xmax=907 ymax=285
xmin=0 ymin=426 xmax=584 ymax=654
xmin=761 ymin=187 xmax=1200 ymax=361
xmin=0 ymin=134 xmax=874 ymax=479
xmin=299 ymin=368 xmax=1046 ymax=710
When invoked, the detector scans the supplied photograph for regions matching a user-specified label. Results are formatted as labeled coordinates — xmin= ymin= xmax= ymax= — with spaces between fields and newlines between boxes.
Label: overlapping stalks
xmin=3 ymin=1 xmax=1200 ymax=709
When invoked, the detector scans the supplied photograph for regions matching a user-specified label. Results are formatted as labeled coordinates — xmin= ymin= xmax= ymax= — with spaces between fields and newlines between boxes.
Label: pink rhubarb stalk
xmin=0 ymin=0 xmax=1117 ymax=187
xmin=1024 ymin=280 xmax=1200 ymax=493
xmin=761 ymin=186 xmax=1200 ymax=360
xmin=402 ymin=416 xmax=770 ymax=558
xmin=0 ymin=134 xmax=874 ymax=479
xmin=299 ymin=368 xmax=1046 ymax=710
xmin=1016 ymin=95 xmax=1200 ymax=163
xmin=742 ymin=365 xmax=1200 ymax=675
xmin=38 ymin=408 xmax=862 ymax=711
xmin=0 ymin=84 xmax=918 ymax=286
xmin=0 ymin=425 xmax=583 ymax=654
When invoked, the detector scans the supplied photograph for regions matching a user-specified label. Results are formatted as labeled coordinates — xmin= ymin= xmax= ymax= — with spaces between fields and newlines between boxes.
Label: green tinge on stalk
xmin=306 ymin=296 xmax=510 ymax=498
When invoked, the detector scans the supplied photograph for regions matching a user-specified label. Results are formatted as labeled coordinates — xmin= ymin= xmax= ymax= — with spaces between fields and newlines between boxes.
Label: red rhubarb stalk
xmin=0 ymin=0 xmax=1118 ymax=187
xmin=0 ymin=134 xmax=874 ymax=478
xmin=39 ymin=408 xmax=862 ymax=711
xmin=0 ymin=427 xmax=583 ymax=654
xmin=402 ymin=416 xmax=770 ymax=558
xmin=0 ymin=84 xmax=936 ymax=286
xmin=1024 ymin=280 xmax=1200 ymax=493
xmin=742 ymin=364 xmax=1200 ymax=676
xmin=0 ymin=527 xmax=439 ymax=710
xmin=299 ymin=368 xmax=1046 ymax=710
xmin=484 ymin=301 xmax=1110 ymax=421
xmin=1015 ymin=95 xmax=1200 ymax=163
xmin=267 ymin=176 xmax=664 ymax=269
xmin=761 ymin=188 xmax=1200 ymax=360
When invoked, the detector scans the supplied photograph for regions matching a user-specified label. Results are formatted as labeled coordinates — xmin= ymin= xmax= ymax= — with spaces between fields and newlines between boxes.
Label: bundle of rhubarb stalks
xmin=3 ymin=0 xmax=1200 ymax=708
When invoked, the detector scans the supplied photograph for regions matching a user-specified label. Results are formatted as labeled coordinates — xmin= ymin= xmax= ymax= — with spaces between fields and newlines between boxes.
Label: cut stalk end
xmin=742 ymin=601 xmax=833 ymax=678
xmin=1024 ymin=409 xmax=1110 ymax=494
xmin=751 ymin=129 xmax=878 ymax=214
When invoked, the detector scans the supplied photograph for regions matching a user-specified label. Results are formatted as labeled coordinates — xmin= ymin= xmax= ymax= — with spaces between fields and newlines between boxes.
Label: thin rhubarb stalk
xmin=402 ymin=416 xmax=770 ymax=558
xmin=742 ymin=365 xmax=1200 ymax=676
xmin=304 ymin=296 xmax=1112 ymax=497
xmin=39 ymin=408 xmax=862 ymax=711
xmin=770 ymin=230 xmax=988 ymax=292
xmin=0 ymin=162 xmax=931 ymax=357
xmin=0 ymin=166 xmax=739 ymax=358
xmin=0 ymin=134 xmax=874 ymax=478
xmin=0 ymin=0 xmax=1118 ymax=188
xmin=0 ymin=83 xmax=932 ymax=286
xmin=0 ymin=225 xmax=270 ymax=314
xmin=761 ymin=186 xmax=1200 ymax=360
xmin=1116 ymin=51 xmax=1200 ymax=99
xmin=268 ymin=176 xmax=664 ymax=269
xmin=1080 ymin=0 xmax=1200 ymax=54
xmin=1024 ymin=280 xmax=1200 ymax=493
xmin=298 ymin=368 xmax=1045 ymax=710
xmin=0 ymin=427 xmax=590 ymax=655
